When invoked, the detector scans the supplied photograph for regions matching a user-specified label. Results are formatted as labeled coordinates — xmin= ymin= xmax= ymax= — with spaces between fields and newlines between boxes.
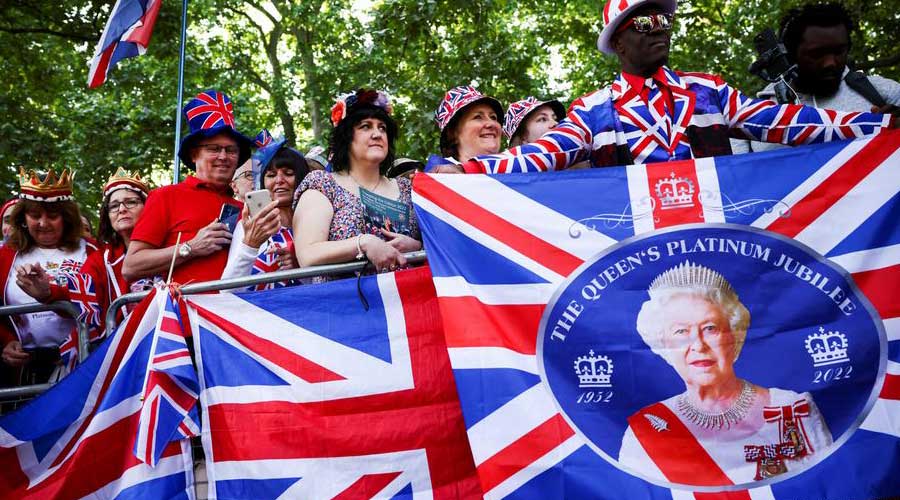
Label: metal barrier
xmin=0 ymin=251 xmax=427 ymax=405
xmin=104 ymin=250 xmax=428 ymax=336
xmin=0 ymin=300 xmax=89 ymax=401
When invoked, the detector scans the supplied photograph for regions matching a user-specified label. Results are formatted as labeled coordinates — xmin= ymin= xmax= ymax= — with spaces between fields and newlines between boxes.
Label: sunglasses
xmin=617 ymin=13 xmax=674 ymax=34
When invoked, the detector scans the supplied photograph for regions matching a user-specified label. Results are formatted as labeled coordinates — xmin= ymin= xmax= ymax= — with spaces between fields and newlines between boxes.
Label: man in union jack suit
xmin=451 ymin=0 xmax=897 ymax=174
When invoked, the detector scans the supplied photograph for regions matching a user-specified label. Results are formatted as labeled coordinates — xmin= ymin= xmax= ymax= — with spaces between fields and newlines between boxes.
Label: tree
xmin=1 ymin=0 xmax=896 ymax=215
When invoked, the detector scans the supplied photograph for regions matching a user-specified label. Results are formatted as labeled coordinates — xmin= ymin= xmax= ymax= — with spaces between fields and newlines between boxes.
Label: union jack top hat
xmin=503 ymin=97 xmax=567 ymax=139
xmin=597 ymin=0 xmax=677 ymax=55
xmin=178 ymin=89 xmax=254 ymax=170
xmin=434 ymin=86 xmax=504 ymax=142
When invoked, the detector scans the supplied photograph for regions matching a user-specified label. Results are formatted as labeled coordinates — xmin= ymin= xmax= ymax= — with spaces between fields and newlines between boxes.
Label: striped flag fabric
xmin=134 ymin=290 xmax=200 ymax=467
xmin=87 ymin=0 xmax=162 ymax=88
xmin=65 ymin=272 xmax=103 ymax=341
xmin=0 ymin=288 xmax=195 ymax=499
xmin=412 ymin=131 xmax=900 ymax=499
xmin=187 ymin=267 xmax=481 ymax=498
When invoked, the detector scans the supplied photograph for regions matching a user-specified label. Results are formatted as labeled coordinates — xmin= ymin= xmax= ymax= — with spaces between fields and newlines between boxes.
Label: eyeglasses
xmin=232 ymin=171 xmax=254 ymax=181
xmin=618 ymin=13 xmax=674 ymax=34
xmin=199 ymin=144 xmax=240 ymax=157
xmin=108 ymin=198 xmax=143 ymax=213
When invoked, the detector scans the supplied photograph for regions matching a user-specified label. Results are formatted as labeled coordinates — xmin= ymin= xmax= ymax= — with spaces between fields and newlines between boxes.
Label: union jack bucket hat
xmin=503 ymin=97 xmax=567 ymax=139
xmin=178 ymin=89 xmax=254 ymax=170
xmin=434 ymin=85 xmax=504 ymax=142
xmin=597 ymin=0 xmax=677 ymax=55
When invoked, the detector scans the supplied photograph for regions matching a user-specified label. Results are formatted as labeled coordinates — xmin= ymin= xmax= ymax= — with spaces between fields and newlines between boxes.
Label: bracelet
xmin=355 ymin=234 xmax=366 ymax=261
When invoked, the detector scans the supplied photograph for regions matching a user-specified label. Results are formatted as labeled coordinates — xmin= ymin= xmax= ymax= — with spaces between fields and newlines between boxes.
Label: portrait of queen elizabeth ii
xmin=617 ymin=261 xmax=833 ymax=486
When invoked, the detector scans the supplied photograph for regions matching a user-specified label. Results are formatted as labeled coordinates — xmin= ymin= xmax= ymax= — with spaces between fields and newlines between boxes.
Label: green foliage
xmin=1 ymin=0 xmax=897 ymax=216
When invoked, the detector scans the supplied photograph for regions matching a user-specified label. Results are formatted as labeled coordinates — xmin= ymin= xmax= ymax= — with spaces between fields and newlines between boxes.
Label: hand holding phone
xmin=218 ymin=203 xmax=242 ymax=233
xmin=244 ymin=189 xmax=273 ymax=219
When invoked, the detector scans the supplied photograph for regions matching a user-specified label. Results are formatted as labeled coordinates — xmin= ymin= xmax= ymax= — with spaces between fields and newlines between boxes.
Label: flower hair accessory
xmin=330 ymin=89 xmax=393 ymax=127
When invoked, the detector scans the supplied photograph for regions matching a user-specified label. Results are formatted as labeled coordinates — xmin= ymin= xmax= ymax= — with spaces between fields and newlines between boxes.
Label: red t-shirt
xmin=130 ymin=175 xmax=242 ymax=285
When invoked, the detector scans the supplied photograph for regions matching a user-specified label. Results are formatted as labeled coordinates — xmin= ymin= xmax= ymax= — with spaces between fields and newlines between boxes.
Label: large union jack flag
xmin=412 ymin=131 xmax=900 ymax=499
xmin=0 ymin=289 xmax=194 ymax=499
xmin=87 ymin=0 xmax=162 ymax=88
xmin=187 ymin=267 xmax=481 ymax=498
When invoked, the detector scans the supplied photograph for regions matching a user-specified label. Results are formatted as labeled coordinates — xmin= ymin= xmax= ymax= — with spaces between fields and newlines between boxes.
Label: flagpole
xmin=172 ymin=0 xmax=189 ymax=184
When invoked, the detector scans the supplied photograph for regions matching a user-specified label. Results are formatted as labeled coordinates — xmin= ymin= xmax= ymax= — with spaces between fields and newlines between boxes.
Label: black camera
xmin=748 ymin=28 xmax=799 ymax=104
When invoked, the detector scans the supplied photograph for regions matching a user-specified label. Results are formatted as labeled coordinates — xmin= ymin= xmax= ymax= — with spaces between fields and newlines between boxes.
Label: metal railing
xmin=0 ymin=251 xmax=427 ymax=404
xmin=104 ymin=250 xmax=428 ymax=337
xmin=0 ymin=300 xmax=89 ymax=401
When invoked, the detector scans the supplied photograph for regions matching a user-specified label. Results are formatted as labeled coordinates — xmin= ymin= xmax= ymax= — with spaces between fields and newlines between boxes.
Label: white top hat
xmin=597 ymin=0 xmax=677 ymax=55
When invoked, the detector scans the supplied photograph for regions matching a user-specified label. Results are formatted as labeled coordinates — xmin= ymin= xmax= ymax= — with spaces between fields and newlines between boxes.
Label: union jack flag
xmin=57 ymin=330 xmax=79 ymax=376
xmin=413 ymin=132 xmax=900 ymax=499
xmin=184 ymin=89 xmax=237 ymax=131
xmin=255 ymin=129 xmax=274 ymax=148
xmin=249 ymin=227 xmax=296 ymax=291
xmin=134 ymin=290 xmax=200 ymax=467
xmin=0 ymin=289 xmax=195 ymax=499
xmin=65 ymin=272 xmax=103 ymax=340
xmin=87 ymin=0 xmax=162 ymax=88
xmin=187 ymin=268 xmax=481 ymax=498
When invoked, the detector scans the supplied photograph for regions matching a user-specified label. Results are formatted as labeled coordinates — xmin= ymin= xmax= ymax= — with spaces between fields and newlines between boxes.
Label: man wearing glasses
xmin=231 ymin=162 xmax=254 ymax=201
xmin=124 ymin=89 xmax=254 ymax=285
xmin=451 ymin=0 xmax=895 ymax=174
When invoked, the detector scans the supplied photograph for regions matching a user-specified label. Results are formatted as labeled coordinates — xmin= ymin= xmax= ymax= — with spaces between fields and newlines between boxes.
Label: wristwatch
xmin=177 ymin=242 xmax=192 ymax=258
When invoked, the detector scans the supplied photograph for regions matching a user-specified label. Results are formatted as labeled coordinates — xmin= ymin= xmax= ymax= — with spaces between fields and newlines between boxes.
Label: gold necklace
xmin=347 ymin=172 xmax=383 ymax=193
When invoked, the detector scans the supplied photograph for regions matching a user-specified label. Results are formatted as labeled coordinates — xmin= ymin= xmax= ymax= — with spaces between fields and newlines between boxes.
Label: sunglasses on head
xmin=617 ymin=13 xmax=674 ymax=34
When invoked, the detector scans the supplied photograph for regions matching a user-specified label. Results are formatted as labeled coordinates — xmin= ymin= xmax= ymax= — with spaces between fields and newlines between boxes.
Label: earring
xmin=20 ymin=223 xmax=26 ymax=228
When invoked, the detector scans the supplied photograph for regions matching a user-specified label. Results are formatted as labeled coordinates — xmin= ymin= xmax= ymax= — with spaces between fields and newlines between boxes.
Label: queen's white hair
xmin=635 ymin=262 xmax=750 ymax=366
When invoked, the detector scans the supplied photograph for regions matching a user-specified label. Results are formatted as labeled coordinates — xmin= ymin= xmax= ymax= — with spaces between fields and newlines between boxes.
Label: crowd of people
xmin=0 ymin=0 xmax=898 ymax=393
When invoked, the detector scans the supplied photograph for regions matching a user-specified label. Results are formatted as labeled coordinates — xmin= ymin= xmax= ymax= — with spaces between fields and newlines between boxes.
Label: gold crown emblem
xmin=103 ymin=167 xmax=150 ymax=196
xmin=18 ymin=167 xmax=75 ymax=202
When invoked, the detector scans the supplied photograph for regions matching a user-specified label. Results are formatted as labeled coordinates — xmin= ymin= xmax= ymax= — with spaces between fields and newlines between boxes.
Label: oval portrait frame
xmin=536 ymin=223 xmax=888 ymax=492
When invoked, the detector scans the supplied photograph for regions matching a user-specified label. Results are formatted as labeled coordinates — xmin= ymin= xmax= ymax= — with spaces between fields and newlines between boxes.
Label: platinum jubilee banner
xmin=540 ymin=225 xmax=883 ymax=490
xmin=413 ymin=131 xmax=900 ymax=499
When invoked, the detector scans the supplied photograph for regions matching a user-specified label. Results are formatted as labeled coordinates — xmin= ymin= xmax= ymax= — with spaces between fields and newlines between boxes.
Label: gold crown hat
xmin=18 ymin=167 xmax=75 ymax=202
xmin=103 ymin=167 xmax=150 ymax=198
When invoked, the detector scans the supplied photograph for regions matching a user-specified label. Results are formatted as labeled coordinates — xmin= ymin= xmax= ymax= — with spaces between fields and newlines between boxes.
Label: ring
xmin=390 ymin=265 xmax=397 ymax=270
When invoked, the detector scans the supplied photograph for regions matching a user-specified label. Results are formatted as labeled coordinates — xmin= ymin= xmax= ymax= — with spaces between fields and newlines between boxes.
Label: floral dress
xmin=294 ymin=170 xmax=420 ymax=281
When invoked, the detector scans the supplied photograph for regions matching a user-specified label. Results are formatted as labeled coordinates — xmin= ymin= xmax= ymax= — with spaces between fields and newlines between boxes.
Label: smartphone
xmin=218 ymin=203 xmax=241 ymax=233
xmin=245 ymin=189 xmax=273 ymax=219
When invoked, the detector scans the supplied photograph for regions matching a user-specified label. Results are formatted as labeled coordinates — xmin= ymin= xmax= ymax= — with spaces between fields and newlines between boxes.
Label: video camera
xmin=748 ymin=28 xmax=799 ymax=104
